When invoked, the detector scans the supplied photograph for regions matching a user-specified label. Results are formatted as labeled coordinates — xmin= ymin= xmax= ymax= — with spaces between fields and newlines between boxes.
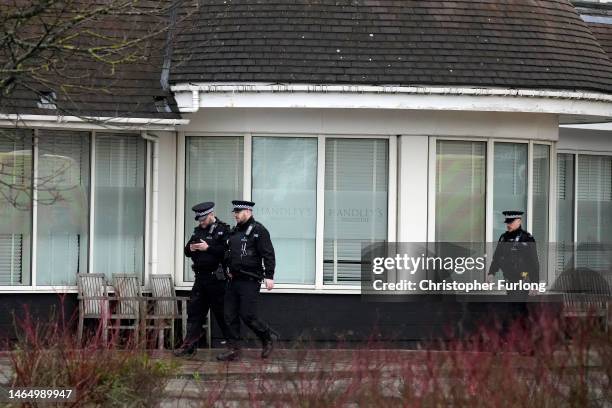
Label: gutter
xmin=0 ymin=114 xmax=189 ymax=128
xmin=170 ymin=83 xmax=612 ymax=102
xmin=179 ymin=89 xmax=200 ymax=113
xmin=170 ymin=83 xmax=612 ymax=116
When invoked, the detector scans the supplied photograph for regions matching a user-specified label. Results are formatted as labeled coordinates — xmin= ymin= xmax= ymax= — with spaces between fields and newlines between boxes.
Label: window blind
xmin=184 ymin=136 xmax=243 ymax=281
xmin=323 ymin=139 xmax=388 ymax=284
xmin=36 ymin=130 xmax=90 ymax=285
xmin=93 ymin=133 xmax=146 ymax=280
xmin=0 ymin=130 xmax=33 ymax=285
xmin=436 ymin=140 xmax=486 ymax=243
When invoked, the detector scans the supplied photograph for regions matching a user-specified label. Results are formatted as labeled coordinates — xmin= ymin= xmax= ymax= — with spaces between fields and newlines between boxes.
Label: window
xmin=252 ymin=137 xmax=317 ymax=284
xmin=93 ymin=134 xmax=146 ymax=280
xmin=556 ymin=153 xmax=574 ymax=273
xmin=36 ymin=130 xmax=90 ymax=285
xmin=576 ymin=155 xmax=612 ymax=270
xmin=323 ymin=138 xmax=388 ymax=285
xmin=435 ymin=141 xmax=486 ymax=242
xmin=532 ymin=144 xmax=550 ymax=279
xmin=493 ymin=143 xmax=527 ymax=239
xmin=555 ymin=153 xmax=612 ymax=275
xmin=184 ymin=136 xmax=243 ymax=281
xmin=0 ymin=130 xmax=33 ymax=285
xmin=182 ymin=135 xmax=393 ymax=288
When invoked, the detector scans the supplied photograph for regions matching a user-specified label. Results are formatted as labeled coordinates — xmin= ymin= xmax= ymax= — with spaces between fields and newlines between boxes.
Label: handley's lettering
xmin=327 ymin=208 xmax=384 ymax=218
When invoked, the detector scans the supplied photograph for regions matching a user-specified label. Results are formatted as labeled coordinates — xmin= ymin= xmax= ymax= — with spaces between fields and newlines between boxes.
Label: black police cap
xmin=192 ymin=201 xmax=215 ymax=220
xmin=232 ymin=200 xmax=255 ymax=212
xmin=502 ymin=210 xmax=523 ymax=224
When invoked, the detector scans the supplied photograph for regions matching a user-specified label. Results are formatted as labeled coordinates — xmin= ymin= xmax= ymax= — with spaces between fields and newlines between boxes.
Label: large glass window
xmin=184 ymin=136 xmax=243 ymax=281
xmin=532 ymin=144 xmax=550 ymax=280
xmin=556 ymin=153 xmax=574 ymax=273
xmin=435 ymin=141 xmax=486 ymax=242
xmin=93 ymin=134 xmax=146 ymax=280
xmin=576 ymin=155 xmax=612 ymax=270
xmin=493 ymin=143 xmax=527 ymax=239
xmin=533 ymin=145 xmax=550 ymax=242
xmin=0 ymin=130 xmax=32 ymax=285
xmin=37 ymin=130 xmax=90 ymax=285
xmin=324 ymin=138 xmax=388 ymax=285
xmin=252 ymin=137 xmax=317 ymax=284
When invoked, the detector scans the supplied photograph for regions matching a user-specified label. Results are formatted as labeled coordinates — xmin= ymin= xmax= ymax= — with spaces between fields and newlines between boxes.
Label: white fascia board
xmin=560 ymin=122 xmax=612 ymax=131
xmin=0 ymin=114 xmax=189 ymax=130
xmin=171 ymin=83 xmax=612 ymax=118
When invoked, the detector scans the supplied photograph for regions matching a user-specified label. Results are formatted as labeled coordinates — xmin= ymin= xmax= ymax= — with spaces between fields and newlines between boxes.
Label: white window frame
xmin=556 ymin=149 xmax=612 ymax=246
xmin=0 ymin=127 xmax=152 ymax=293
xmin=428 ymin=136 xmax=556 ymax=285
xmin=175 ymin=132 xmax=397 ymax=293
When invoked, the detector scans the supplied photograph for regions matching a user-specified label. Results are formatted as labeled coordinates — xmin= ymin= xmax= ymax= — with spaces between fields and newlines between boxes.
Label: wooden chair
xmin=110 ymin=274 xmax=143 ymax=344
xmin=77 ymin=273 xmax=109 ymax=345
xmin=557 ymin=267 xmax=611 ymax=332
xmin=145 ymin=274 xmax=190 ymax=349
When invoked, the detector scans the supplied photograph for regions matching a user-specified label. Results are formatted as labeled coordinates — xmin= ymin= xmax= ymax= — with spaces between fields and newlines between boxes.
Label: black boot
xmin=261 ymin=329 xmax=279 ymax=359
xmin=173 ymin=345 xmax=197 ymax=358
xmin=216 ymin=348 xmax=241 ymax=361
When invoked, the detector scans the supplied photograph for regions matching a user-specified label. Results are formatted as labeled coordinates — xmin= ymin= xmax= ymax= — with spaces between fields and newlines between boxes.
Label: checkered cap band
xmin=196 ymin=207 xmax=214 ymax=218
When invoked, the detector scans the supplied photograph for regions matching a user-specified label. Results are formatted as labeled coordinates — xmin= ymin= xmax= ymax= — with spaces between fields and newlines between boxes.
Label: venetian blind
xmin=0 ymin=130 xmax=32 ymax=285
xmin=323 ymin=139 xmax=388 ymax=284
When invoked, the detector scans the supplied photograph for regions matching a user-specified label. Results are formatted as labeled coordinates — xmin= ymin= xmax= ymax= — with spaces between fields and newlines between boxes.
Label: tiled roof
xmin=589 ymin=22 xmax=612 ymax=60
xmin=0 ymin=1 xmax=181 ymax=119
xmin=171 ymin=0 xmax=612 ymax=94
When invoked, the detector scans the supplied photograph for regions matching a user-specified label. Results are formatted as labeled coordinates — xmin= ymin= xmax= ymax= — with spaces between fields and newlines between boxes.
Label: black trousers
xmin=502 ymin=289 xmax=530 ymax=336
xmin=184 ymin=273 xmax=230 ymax=348
xmin=224 ymin=277 xmax=271 ymax=349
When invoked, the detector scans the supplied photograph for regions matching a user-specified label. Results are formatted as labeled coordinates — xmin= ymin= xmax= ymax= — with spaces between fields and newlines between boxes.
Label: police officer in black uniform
xmin=487 ymin=210 xmax=539 ymax=329
xmin=216 ymin=200 xmax=278 ymax=361
xmin=175 ymin=202 xmax=231 ymax=357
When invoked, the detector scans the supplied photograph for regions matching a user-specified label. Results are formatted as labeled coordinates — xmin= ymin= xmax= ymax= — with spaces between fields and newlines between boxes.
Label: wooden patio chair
xmin=110 ymin=274 xmax=143 ymax=344
xmin=77 ymin=273 xmax=109 ymax=345
xmin=556 ymin=267 xmax=611 ymax=333
xmin=145 ymin=274 xmax=190 ymax=350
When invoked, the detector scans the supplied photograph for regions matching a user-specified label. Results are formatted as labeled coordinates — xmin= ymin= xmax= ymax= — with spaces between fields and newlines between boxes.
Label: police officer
xmin=216 ymin=200 xmax=278 ymax=361
xmin=175 ymin=202 xmax=231 ymax=357
xmin=487 ymin=210 xmax=539 ymax=329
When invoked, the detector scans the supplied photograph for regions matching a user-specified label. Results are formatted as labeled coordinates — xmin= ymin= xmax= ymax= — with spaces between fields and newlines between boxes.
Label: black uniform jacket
xmin=227 ymin=216 xmax=275 ymax=280
xmin=488 ymin=227 xmax=539 ymax=283
xmin=184 ymin=218 xmax=230 ymax=273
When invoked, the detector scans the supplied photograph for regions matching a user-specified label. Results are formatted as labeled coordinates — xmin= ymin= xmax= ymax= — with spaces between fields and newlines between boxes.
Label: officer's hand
xmin=192 ymin=240 xmax=209 ymax=251
xmin=486 ymin=274 xmax=495 ymax=284
xmin=264 ymin=279 xmax=274 ymax=291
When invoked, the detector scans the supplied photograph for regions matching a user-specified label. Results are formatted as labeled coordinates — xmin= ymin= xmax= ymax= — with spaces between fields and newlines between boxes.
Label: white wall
xmin=397 ymin=136 xmax=429 ymax=242
xmin=180 ymin=108 xmax=558 ymax=140
xmin=558 ymin=128 xmax=612 ymax=153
